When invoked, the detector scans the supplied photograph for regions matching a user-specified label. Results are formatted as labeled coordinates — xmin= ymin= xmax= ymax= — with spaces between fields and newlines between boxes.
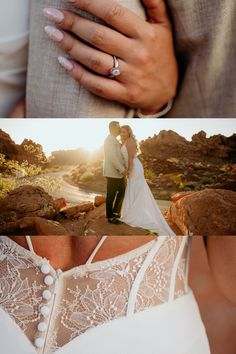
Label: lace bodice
xmin=121 ymin=144 xmax=138 ymax=168
xmin=0 ymin=236 xmax=190 ymax=354
xmin=121 ymin=144 xmax=129 ymax=167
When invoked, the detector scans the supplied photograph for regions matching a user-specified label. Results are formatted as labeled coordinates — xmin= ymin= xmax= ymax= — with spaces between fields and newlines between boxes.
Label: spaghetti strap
xmin=126 ymin=236 xmax=167 ymax=316
xmin=168 ymin=236 xmax=188 ymax=302
xmin=184 ymin=236 xmax=192 ymax=293
xmin=25 ymin=235 xmax=35 ymax=254
xmin=86 ymin=236 xmax=108 ymax=265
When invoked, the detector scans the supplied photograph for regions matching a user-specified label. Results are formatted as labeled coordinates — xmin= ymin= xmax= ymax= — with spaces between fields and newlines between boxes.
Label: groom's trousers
xmin=106 ymin=177 xmax=126 ymax=219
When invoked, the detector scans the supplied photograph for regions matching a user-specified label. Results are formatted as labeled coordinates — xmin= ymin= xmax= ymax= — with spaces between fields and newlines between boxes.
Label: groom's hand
xmin=43 ymin=0 xmax=178 ymax=115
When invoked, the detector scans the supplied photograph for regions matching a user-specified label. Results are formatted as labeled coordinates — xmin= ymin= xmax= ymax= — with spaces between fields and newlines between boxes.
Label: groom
xmin=103 ymin=121 xmax=127 ymax=225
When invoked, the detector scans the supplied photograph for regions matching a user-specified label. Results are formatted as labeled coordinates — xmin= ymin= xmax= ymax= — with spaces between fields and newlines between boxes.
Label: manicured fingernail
xmin=44 ymin=25 xmax=63 ymax=42
xmin=43 ymin=8 xmax=64 ymax=22
xmin=58 ymin=56 xmax=74 ymax=71
xmin=66 ymin=0 xmax=77 ymax=3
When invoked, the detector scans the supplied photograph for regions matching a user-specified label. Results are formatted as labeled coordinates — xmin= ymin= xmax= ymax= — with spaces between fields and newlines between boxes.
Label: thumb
xmin=142 ymin=0 xmax=170 ymax=24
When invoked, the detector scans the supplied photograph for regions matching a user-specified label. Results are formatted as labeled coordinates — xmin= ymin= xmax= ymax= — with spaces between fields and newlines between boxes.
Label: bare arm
xmin=206 ymin=236 xmax=236 ymax=305
xmin=125 ymin=138 xmax=137 ymax=174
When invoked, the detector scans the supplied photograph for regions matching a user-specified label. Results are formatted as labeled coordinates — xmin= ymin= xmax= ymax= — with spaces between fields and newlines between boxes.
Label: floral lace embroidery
xmin=0 ymin=236 xmax=189 ymax=354
xmin=0 ymin=237 xmax=50 ymax=340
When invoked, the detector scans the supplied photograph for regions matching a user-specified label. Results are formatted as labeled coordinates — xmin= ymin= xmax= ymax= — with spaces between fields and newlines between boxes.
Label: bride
xmin=119 ymin=125 xmax=175 ymax=235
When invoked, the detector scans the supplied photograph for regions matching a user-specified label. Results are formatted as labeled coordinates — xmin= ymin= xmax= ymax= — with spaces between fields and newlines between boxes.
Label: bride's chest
xmin=0 ymin=237 xmax=188 ymax=353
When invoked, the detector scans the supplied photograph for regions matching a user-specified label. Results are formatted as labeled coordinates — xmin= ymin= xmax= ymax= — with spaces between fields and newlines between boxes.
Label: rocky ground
xmin=0 ymin=185 xmax=235 ymax=236
xmin=0 ymin=185 xmax=151 ymax=236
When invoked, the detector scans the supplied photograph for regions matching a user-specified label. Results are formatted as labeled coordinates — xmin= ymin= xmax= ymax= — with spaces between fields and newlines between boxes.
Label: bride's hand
xmin=43 ymin=0 xmax=178 ymax=115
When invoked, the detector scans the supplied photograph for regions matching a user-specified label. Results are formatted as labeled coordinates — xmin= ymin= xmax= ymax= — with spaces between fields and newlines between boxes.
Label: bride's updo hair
xmin=120 ymin=125 xmax=139 ymax=151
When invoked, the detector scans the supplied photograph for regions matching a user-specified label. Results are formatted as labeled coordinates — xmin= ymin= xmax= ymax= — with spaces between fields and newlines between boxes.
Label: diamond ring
xmin=108 ymin=56 xmax=121 ymax=78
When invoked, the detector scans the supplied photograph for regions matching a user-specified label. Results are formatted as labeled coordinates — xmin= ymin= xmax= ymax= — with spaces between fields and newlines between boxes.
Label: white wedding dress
xmin=0 ymin=235 xmax=210 ymax=354
xmin=0 ymin=1 xmax=29 ymax=117
xmin=120 ymin=144 xmax=176 ymax=235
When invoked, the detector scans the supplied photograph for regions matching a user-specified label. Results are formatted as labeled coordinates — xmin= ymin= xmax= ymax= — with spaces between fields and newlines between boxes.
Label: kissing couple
xmin=103 ymin=121 xmax=175 ymax=236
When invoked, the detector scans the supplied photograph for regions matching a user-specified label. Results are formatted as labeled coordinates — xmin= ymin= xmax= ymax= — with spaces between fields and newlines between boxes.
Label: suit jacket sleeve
xmin=106 ymin=139 xmax=126 ymax=174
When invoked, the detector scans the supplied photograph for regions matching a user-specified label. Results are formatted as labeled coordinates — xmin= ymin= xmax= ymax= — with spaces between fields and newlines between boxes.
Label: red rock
xmin=35 ymin=218 xmax=67 ymax=235
xmin=171 ymin=191 xmax=194 ymax=203
xmin=64 ymin=202 xmax=94 ymax=218
xmin=167 ymin=189 xmax=236 ymax=235
xmin=0 ymin=216 xmax=37 ymax=234
xmin=94 ymin=195 xmax=106 ymax=207
xmin=53 ymin=198 xmax=67 ymax=211
xmin=0 ymin=185 xmax=55 ymax=219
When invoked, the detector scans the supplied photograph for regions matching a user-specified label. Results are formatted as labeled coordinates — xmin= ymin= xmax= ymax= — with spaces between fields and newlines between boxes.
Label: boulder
xmin=0 ymin=185 xmax=56 ymax=219
xmin=94 ymin=195 xmax=106 ymax=207
xmin=53 ymin=198 xmax=67 ymax=211
xmin=63 ymin=202 xmax=94 ymax=218
xmin=0 ymin=216 xmax=37 ymax=234
xmin=167 ymin=189 xmax=236 ymax=235
xmin=0 ymin=216 xmax=68 ymax=235
xmin=171 ymin=191 xmax=194 ymax=203
xmin=35 ymin=218 xmax=67 ymax=235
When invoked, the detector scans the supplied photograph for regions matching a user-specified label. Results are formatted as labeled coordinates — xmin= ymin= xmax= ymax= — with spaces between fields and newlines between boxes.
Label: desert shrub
xmin=144 ymin=168 xmax=156 ymax=181
xmin=23 ymin=143 xmax=48 ymax=164
xmin=194 ymin=162 xmax=204 ymax=168
xmin=170 ymin=173 xmax=185 ymax=190
xmin=0 ymin=153 xmax=42 ymax=177
xmin=80 ymin=171 xmax=95 ymax=183
xmin=15 ymin=176 xmax=61 ymax=194
xmin=220 ymin=164 xmax=230 ymax=172
xmin=201 ymin=176 xmax=215 ymax=185
xmin=167 ymin=157 xmax=179 ymax=164
xmin=0 ymin=177 xmax=16 ymax=199
xmin=183 ymin=181 xmax=199 ymax=191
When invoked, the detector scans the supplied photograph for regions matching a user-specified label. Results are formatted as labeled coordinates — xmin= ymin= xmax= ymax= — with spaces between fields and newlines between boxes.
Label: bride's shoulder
xmin=126 ymin=137 xmax=136 ymax=146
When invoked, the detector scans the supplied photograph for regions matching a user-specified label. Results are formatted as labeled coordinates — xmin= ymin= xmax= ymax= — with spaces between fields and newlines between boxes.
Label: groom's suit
xmin=26 ymin=0 xmax=236 ymax=117
xmin=103 ymin=134 xmax=126 ymax=219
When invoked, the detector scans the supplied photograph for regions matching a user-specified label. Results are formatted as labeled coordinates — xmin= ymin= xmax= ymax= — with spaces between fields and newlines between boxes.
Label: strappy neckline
xmin=25 ymin=235 xmax=108 ymax=265
xmin=1 ymin=236 xmax=157 ymax=276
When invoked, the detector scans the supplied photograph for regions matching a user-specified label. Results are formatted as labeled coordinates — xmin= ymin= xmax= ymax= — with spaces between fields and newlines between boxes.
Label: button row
xmin=34 ymin=262 xmax=54 ymax=349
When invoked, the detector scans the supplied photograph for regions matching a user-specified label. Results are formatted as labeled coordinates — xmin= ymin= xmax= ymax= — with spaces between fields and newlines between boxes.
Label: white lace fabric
xmin=0 ymin=236 xmax=190 ymax=354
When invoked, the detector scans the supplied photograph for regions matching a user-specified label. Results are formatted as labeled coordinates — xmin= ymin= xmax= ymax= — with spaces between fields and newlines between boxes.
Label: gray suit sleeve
xmin=107 ymin=140 xmax=126 ymax=174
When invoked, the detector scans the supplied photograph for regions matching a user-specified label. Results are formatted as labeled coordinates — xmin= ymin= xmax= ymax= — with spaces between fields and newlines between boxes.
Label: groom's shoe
xmin=108 ymin=218 xmax=123 ymax=225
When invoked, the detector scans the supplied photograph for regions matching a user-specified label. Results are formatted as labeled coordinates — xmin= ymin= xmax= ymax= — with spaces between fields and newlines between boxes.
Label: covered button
xmin=44 ymin=275 xmax=54 ymax=286
xmin=42 ymin=290 xmax=52 ymax=300
xmin=34 ymin=337 xmax=44 ymax=348
xmin=40 ymin=305 xmax=50 ymax=317
xmin=37 ymin=322 xmax=47 ymax=332
xmin=41 ymin=264 xmax=50 ymax=274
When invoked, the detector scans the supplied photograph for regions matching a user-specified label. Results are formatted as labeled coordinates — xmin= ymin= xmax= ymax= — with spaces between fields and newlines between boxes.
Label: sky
xmin=1 ymin=119 xmax=235 ymax=156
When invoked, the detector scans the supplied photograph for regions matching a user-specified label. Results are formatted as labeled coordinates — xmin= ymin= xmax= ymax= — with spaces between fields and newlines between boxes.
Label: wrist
xmin=136 ymin=99 xmax=173 ymax=118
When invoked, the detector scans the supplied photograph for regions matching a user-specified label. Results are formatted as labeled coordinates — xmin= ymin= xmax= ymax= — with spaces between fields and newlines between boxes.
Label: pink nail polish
xmin=58 ymin=56 xmax=74 ymax=71
xmin=43 ymin=8 xmax=64 ymax=22
xmin=44 ymin=26 xmax=63 ymax=42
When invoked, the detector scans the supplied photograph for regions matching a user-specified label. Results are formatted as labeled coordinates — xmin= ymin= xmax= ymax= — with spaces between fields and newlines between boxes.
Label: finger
xmin=44 ymin=25 xmax=130 ymax=81
xmin=63 ymin=0 xmax=145 ymax=38
xmin=57 ymin=57 xmax=127 ymax=101
xmin=142 ymin=0 xmax=170 ymax=24
xmin=43 ymin=9 xmax=131 ymax=58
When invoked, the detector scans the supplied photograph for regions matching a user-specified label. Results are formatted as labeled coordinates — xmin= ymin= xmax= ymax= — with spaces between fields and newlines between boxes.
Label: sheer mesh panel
xmin=0 ymin=236 xmax=189 ymax=354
